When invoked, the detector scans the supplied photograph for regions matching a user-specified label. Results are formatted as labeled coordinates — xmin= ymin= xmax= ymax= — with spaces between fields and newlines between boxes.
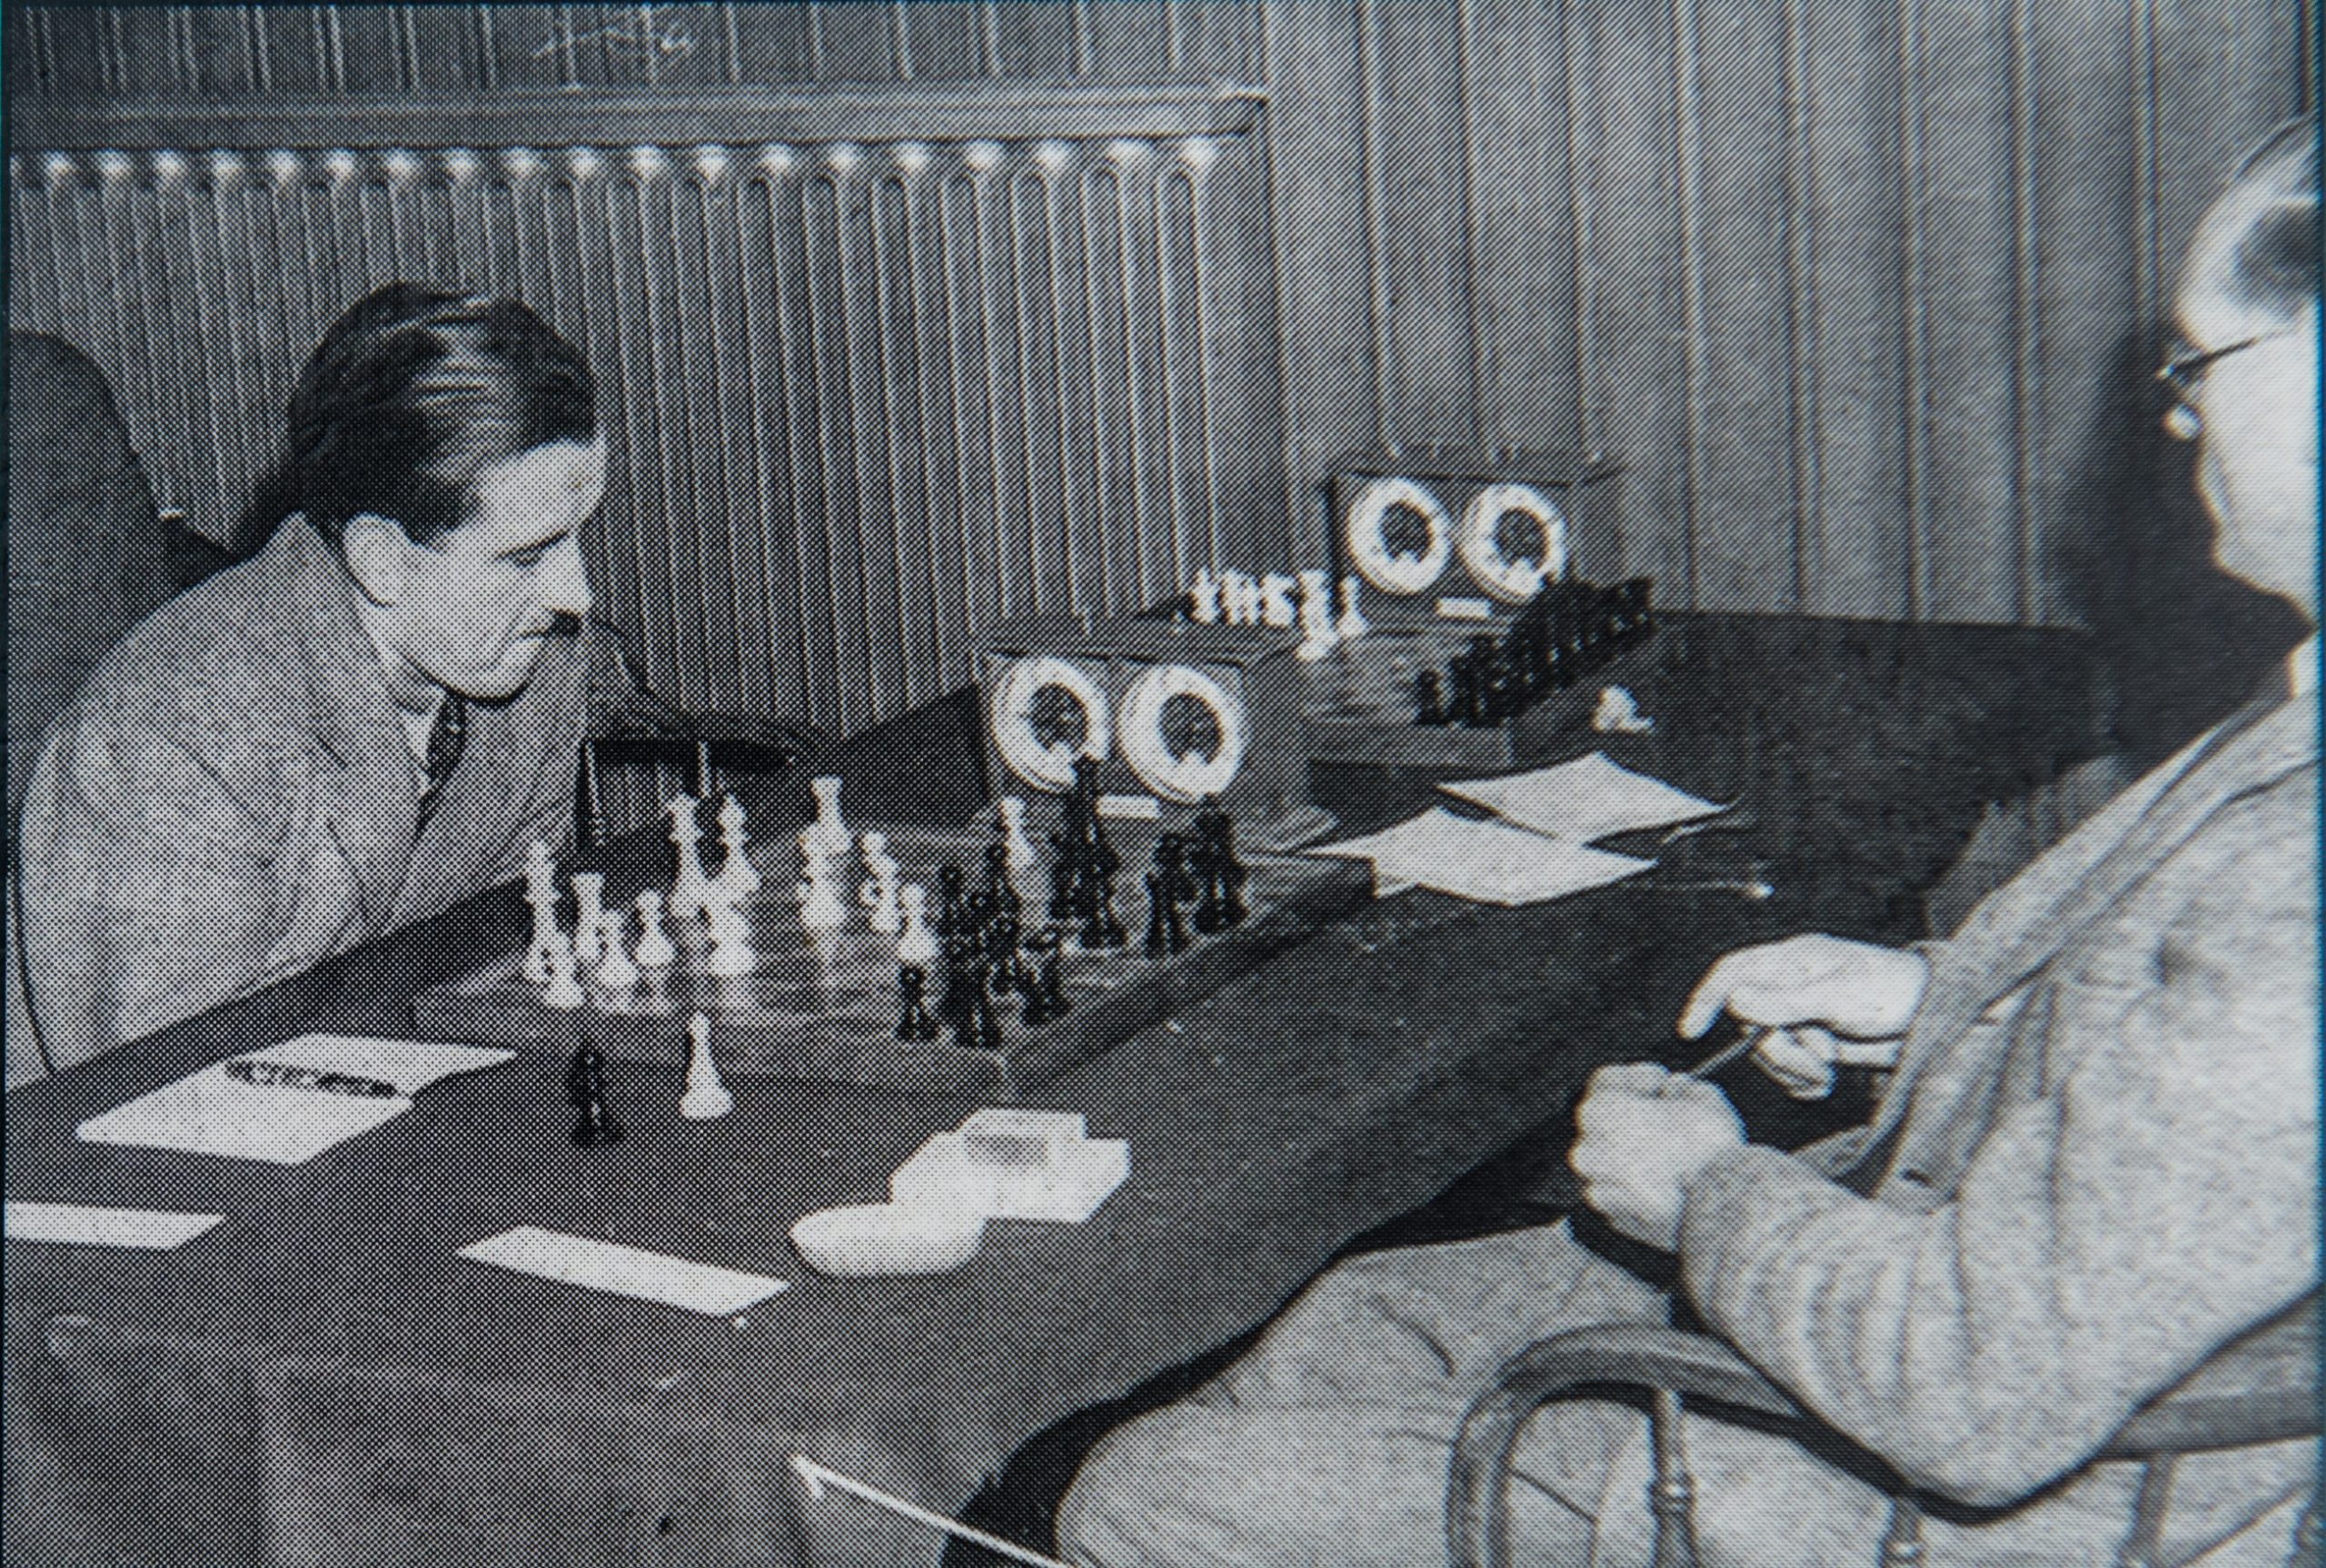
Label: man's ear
xmin=339 ymin=514 xmax=412 ymax=607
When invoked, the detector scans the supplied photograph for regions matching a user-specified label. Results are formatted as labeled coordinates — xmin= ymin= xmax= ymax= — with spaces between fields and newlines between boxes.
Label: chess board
xmin=412 ymin=822 xmax=1373 ymax=1097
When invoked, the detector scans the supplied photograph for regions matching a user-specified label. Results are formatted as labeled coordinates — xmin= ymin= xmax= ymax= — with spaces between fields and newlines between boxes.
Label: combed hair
xmin=2220 ymin=116 xmax=2320 ymax=325
xmin=279 ymin=283 xmax=596 ymax=548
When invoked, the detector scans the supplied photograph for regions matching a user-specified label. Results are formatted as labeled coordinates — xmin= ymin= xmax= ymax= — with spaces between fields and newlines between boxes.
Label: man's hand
xmin=1571 ymin=1064 xmax=1746 ymax=1250
xmin=1678 ymin=935 xmax=1930 ymax=1097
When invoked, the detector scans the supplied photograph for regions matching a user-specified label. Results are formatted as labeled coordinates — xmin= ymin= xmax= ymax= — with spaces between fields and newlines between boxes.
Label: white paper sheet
xmin=76 ymin=1036 xmax=515 ymax=1165
xmin=1307 ymin=808 xmax=1655 ymax=905
xmin=1440 ymin=752 xmax=1729 ymax=844
xmin=4 ymin=1200 xmax=225 ymax=1249
xmin=460 ymin=1226 xmax=790 ymax=1315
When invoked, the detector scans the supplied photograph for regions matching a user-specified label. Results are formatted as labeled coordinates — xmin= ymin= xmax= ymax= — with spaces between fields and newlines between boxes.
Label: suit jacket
xmin=1625 ymin=694 xmax=2320 ymax=1567
xmin=15 ymin=518 xmax=589 ymax=1075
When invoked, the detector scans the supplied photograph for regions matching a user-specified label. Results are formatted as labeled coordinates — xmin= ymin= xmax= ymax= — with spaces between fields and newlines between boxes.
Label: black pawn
xmin=939 ymin=935 xmax=979 ymax=1031
xmin=935 ymin=863 xmax=969 ymax=937
xmin=982 ymin=841 xmax=1023 ymax=920
xmin=1022 ymin=929 xmax=1070 ymax=1026
xmin=988 ymin=912 xmax=1032 ymax=995
xmin=1414 ymin=669 xmax=1446 ymax=727
xmin=896 ymin=964 xmax=941 ymax=1042
xmin=566 ymin=1042 xmax=624 ymax=1147
xmin=1080 ymin=866 xmax=1128 ymax=950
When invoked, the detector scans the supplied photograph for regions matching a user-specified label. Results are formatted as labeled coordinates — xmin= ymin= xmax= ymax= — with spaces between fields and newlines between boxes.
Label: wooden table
xmin=3 ymin=613 xmax=2102 ymax=1568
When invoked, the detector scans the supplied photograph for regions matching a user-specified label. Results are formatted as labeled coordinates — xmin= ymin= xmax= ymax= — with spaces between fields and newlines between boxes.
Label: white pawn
xmin=714 ymin=795 xmax=760 ymax=900
xmin=570 ymin=871 xmax=606 ymax=966
xmin=1188 ymin=567 xmax=1222 ymax=624
xmin=1259 ymin=571 xmax=1299 ymax=629
xmin=522 ymin=840 xmax=562 ymax=985
xmin=1295 ymin=568 xmax=1341 ymax=661
xmin=678 ymin=1013 xmax=734 ymax=1120
xmin=705 ymin=897 xmax=757 ymax=978
xmin=632 ymin=889 xmax=678 ymax=968
xmin=858 ymin=834 xmax=902 ymax=936
xmin=1219 ymin=570 xmax=1262 ymax=625
xmin=998 ymin=797 xmax=1039 ymax=878
xmin=595 ymin=908 xmax=639 ymax=989
xmin=541 ymin=930 xmax=585 ymax=1010
xmin=895 ymin=883 xmax=939 ymax=966
xmin=666 ymin=793 xmax=714 ymax=922
xmin=1337 ymin=574 xmax=1371 ymax=640
xmin=808 ymin=775 xmax=850 ymax=859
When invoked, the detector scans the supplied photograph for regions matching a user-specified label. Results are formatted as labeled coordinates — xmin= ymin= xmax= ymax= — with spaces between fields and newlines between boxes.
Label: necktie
xmin=422 ymin=695 xmax=468 ymax=797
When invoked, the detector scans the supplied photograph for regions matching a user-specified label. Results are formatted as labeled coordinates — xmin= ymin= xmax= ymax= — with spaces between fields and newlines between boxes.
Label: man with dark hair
xmin=1061 ymin=118 xmax=2317 ymax=1568
xmin=15 ymin=284 xmax=608 ymax=1076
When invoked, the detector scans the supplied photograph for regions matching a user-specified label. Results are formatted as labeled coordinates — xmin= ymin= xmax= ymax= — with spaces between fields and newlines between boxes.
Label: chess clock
xmin=1332 ymin=447 xmax=1620 ymax=623
xmin=975 ymin=615 xmax=1333 ymax=850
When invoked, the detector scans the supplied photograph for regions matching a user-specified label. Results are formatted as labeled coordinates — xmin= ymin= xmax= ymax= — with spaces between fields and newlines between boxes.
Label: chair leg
xmin=1879 ymin=1495 xmax=1925 ymax=1566
xmin=1646 ymin=1390 xmax=1701 ymax=1568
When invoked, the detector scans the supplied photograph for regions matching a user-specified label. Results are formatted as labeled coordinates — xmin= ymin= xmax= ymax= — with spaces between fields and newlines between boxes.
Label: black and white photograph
xmin=3 ymin=4 xmax=2316 ymax=1564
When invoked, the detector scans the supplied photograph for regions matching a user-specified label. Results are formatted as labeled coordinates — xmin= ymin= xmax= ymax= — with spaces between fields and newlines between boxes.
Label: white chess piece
xmin=678 ymin=1012 xmax=734 ymax=1120
xmin=1337 ymin=574 xmax=1371 ymax=640
xmin=666 ymin=793 xmax=713 ymax=922
xmin=1295 ymin=568 xmax=1341 ymax=661
xmin=859 ymin=835 xmax=902 ymax=936
xmin=798 ymin=850 xmax=849 ymax=933
xmin=632 ymin=889 xmax=678 ymax=968
xmin=570 ymin=872 xmax=606 ymax=966
xmin=808 ymin=775 xmax=850 ymax=858
xmin=541 ymin=930 xmax=586 ymax=1009
xmin=705 ymin=897 xmax=757 ymax=978
xmin=714 ymin=795 xmax=761 ymax=900
xmin=895 ymin=883 xmax=939 ymax=965
xmin=998 ymin=797 xmax=1039 ymax=879
xmin=1188 ymin=567 xmax=1222 ymax=624
xmin=1591 ymin=684 xmax=1656 ymax=735
xmin=594 ymin=908 xmax=639 ymax=989
xmin=1259 ymin=572 xmax=1299 ymax=630
xmin=522 ymin=840 xmax=562 ymax=985
xmin=1219 ymin=570 xmax=1262 ymax=626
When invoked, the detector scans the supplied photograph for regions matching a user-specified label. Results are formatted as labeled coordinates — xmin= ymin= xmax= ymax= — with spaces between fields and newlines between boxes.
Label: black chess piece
xmin=935 ymin=864 xmax=968 ymax=937
xmin=1047 ymin=830 xmax=1080 ymax=921
xmin=961 ymin=888 xmax=996 ymax=938
xmin=939 ymin=935 xmax=979 ymax=1033
xmin=1021 ymin=928 xmax=1070 ymax=1025
xmin=896 ymin=963 xmax=941 ymax=1041
xmin=1191 ymin=801 xmax=1247 ymax=933
xmin=982 ymin=841 xmax=1023 ymax=920
xmin=1414 ymin=669 xmax=1446 ymax=727
xmin=959 ymin=949 xmax=1003 ymax=1052
xmin=566 ymin=1041 xmax=624 ymax=1147
xmin=1145 ymin=834 xmax=1194 ymax=956
xmin=987 ymin=911 xmax=1034 ymax=995
xmin=1080 ymin=865 xmax=1128 ymax=950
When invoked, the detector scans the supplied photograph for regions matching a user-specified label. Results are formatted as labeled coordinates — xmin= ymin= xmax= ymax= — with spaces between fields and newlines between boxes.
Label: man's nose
xmin=540 ymin=537 xmax=594 ymax=617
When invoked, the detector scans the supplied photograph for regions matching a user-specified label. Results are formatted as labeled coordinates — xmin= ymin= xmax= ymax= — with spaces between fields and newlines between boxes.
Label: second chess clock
xmin=975 ymin=616 xmax=1331 ymax=850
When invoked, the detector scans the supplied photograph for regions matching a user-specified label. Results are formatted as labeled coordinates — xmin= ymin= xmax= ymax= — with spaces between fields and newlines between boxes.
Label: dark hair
xmin=283 ymin=283 xmax=596 ymax=548
xmin=2213 ymin=117 xmax=2320 ymax=325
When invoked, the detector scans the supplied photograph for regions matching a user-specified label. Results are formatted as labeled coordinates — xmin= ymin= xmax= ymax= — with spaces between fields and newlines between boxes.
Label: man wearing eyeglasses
xmin=1062 ymin=120 xmax=2316 ymax=1568
xmin=14 ymin=285 xmax=611 ymax=1077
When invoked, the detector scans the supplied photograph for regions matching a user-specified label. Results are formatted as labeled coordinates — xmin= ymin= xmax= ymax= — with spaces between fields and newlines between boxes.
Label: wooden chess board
xmin=411 ymin=822 xmax=1373 ymax=1097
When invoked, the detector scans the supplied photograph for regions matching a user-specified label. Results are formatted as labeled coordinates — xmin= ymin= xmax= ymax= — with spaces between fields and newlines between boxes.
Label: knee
xmin=1058 ymin=1404 xmax=1245 ymax=1568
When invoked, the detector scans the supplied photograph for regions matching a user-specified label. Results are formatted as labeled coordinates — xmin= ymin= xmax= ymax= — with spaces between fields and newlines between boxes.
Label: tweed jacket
xmin=1621 ymin=693 xmax=2319 ymax=1567
xmin=15 ymin=518 xmax=589 ymax=1074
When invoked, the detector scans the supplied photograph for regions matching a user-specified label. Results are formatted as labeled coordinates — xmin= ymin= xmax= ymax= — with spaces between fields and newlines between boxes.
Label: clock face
xmin=1346 ymin=476 xmax=1453 ymax=596
xmin=1117 ymin=662 xmax=1248 ymax=805
xmin=989 ymin=655 xmax=1112 ymax=792
xmin=1456 ymin=481 xmax=1569 ymax=604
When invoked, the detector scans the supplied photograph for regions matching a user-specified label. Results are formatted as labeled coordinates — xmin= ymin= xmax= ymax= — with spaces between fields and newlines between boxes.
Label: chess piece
xmin=1294 ymin=569 xmax=1340 ymax=662
xmin=666 ymin=793 xmax=714 ymax=922
xmin=632 ymin=889 xmax=678 ymax=968
xmin=1080 ymin=865 xmax=1128 ymax=950
xmin=1192 ymin=800 xmax=1247 ymax=934
xmin=542 ymin=930 xmax=586 ymax=1009
xmin=1414 ymin=669 xmax=1447 ymax=727
xmin=1021 ymin=928 xmax=1070 ymax=1025
xmin=1145 ymin=834 xmax=1195 ymax=956
xmin=705 ymin=897 xmax=757 ymax=978
xmin=986 ymin=911 xmax=1033 ymax=996
xmin=798 ymin=847 xmax=849 ymax=933
xmin=808 ymin=775 xmax=850 ymax=859
xmin=860 ymin=839 xmax=903 ymax=937
xmin=935 ymin=863 xmax=968 ymax=938
xmin=983 ymin=840 xmax=1023 ymax=921
xmin=1258 ymin=571 xmax=1299 ymax=630
xmin=895 ymin=884 xmax=939 ymax=965
xmin=1219 ymin=570 xmax=1262 ymax=626
xmin=567 ymin=1041 xmax=624 ymax=1146
xmin=1187 ymin=567 xmax=1222 ymax=623
xmin=570 ymin=872 xmax=607 ymax=965
xmin=896 ymin=964 xmax=942 ymax=1041
xmin=678 ymin=1012 xmax=735 ymax=1119
xmin=1336 ymin=574 xmax=1370 ymax=640
xmin=998 ymin=797 xmax=1039 ymax=879
xmin=595 ymin=908 xmax=640 ymax=989
xmin=714 ymin=795 xmax=760 ymax=901
xmin=522 ymin=839 xmax=562 ymax=985
xmin=1591 ymin=683 xmax=1655 ymax=735
xmin=938 ymin=935 xmax=980 ymax=1035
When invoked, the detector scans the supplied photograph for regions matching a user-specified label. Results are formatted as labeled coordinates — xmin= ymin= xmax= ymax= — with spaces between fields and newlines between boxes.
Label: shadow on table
xmin=943 ymin=1065 xmax=1863 ymax=1565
